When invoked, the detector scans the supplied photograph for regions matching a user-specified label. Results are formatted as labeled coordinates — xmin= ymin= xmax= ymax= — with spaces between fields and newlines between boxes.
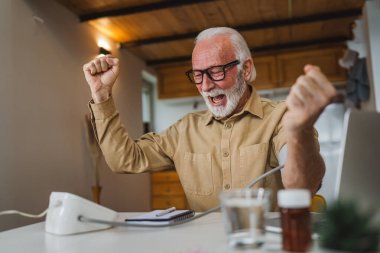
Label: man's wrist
xmin=286 ymin=127 xmax=314 ymax=142
xmin=92 ymin=91 xmax=111 ymax=104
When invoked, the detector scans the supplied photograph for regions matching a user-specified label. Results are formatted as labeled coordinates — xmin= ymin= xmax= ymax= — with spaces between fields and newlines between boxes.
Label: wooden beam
xmin=122 ymin=8 xmax=361 ymax=47
xmin=146 ymin=36 xmax=348 ymax=66
xmin=79 ymin=0 xmax=216 ymax=22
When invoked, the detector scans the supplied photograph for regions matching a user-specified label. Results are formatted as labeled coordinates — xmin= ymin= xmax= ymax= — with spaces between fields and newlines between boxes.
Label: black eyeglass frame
xmin=185 ymin=60 xmax=240 ymax=84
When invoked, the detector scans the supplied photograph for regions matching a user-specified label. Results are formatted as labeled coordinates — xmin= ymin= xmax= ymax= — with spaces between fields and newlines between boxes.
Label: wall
xmin=153 ymin=94 xmax=207 ymax=133
xmin=0 ymin=0 xmax=150 ymax=231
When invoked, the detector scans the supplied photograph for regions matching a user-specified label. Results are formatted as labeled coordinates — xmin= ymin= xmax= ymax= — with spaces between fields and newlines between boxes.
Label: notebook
xmin=125 ymin=210 xmax=195 ymax=225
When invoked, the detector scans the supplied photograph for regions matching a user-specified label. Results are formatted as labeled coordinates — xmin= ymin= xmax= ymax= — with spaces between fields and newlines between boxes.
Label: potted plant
xmin=318 ymin=200 xmax=379 ymax=252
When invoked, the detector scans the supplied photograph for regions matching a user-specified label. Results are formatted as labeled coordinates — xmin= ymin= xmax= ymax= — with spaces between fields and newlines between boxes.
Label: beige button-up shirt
xmin=89 ymin=89 xmax=289 ymax=211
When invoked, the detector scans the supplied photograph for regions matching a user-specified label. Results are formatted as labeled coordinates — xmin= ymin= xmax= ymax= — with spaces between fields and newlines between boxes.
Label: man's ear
xmin=243 ymin=58 xmax=254 ymax=82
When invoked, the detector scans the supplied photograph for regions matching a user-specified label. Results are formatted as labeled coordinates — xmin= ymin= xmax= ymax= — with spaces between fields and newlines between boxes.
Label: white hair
xmin=195 ymin=27 xmax=256 ymax=82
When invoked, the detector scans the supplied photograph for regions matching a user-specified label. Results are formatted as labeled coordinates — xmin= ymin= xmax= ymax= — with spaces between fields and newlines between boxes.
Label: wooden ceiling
xmin=57 ymin=0 xmax=364 ymax=66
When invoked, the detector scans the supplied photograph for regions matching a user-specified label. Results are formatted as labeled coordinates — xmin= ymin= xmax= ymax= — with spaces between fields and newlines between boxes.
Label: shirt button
xmin=224 ymin=184 xmax=231 ymax=190
xmin=223 ymin=152 xmax=229 ymax=157
xmin=225 ymin=123 xmax=232 ymax=129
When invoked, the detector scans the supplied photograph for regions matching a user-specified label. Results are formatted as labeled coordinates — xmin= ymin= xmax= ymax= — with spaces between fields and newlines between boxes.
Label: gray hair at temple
xmin=195 ymin=27 xmax=257 ymax=83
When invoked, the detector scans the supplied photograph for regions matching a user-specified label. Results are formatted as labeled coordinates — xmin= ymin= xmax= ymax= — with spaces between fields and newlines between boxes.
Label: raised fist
xmin=83 ymin=55 xmax=120 ymax=103
xmin=284 ymin=64 xmax=337 ymax=133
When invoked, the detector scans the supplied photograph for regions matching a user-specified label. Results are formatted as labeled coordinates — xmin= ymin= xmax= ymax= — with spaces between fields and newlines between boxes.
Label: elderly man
xmin=83 ymin=27 xmax=336 ymax=211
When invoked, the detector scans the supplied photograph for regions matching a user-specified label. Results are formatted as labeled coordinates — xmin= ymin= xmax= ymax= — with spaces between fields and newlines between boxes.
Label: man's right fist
xmin=83 ymin=55 xmax=120 ymax=103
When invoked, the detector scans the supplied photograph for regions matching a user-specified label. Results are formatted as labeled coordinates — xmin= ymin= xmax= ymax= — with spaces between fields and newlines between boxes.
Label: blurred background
xmin=1 ymin=0 xmax=379 ymax=231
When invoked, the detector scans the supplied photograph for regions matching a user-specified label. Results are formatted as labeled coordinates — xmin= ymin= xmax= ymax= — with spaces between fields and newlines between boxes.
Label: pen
xmin=155 ymin=207 xmax=176 ymax=217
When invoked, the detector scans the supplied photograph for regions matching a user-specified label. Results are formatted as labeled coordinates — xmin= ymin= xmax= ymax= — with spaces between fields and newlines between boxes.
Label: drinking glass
xmin=220 ymin=188 xmax=271 ymax=248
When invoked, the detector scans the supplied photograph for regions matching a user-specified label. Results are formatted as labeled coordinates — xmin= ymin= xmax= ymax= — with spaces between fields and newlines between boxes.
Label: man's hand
xmin=83 ymin=55 xmax=120 ymax=103
xmin=283 ymin=64 xmax=337 ymax=133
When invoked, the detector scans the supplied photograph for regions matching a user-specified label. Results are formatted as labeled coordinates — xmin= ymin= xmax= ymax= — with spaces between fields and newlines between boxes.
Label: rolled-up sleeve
xmin=88 ymin=97 xmax=176 ymax=173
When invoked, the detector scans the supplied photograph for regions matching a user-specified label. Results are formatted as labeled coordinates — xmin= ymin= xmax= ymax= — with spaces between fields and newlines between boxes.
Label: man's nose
xmin=200 ymin=73 xmax=215 ymax=92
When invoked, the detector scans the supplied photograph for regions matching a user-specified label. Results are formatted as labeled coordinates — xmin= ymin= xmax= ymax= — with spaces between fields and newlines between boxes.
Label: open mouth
xmin=208 ymin=94 xmax=226 ymax=106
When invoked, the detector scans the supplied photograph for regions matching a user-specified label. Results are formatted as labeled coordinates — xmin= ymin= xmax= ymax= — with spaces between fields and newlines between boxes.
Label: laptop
xmin=265 ymin=109 xmax=380 ymax=232
xmin=334 ymin=109 xmax=380 ymax=210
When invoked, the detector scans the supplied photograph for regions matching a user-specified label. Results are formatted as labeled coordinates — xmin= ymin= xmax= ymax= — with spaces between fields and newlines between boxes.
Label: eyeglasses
xmin=185 ymin=60 xmax=240 ymax=85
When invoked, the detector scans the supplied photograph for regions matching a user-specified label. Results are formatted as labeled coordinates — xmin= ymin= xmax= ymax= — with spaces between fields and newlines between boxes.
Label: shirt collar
xmin=242 ymin=87 xmax=264 ymax=119
xmin=202 ymin=85 xmax=264 ymax=126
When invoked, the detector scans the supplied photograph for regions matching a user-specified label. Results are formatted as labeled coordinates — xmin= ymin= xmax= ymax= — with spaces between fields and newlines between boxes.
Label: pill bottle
xmin=277 ymin=189 xmax=311 ymax=252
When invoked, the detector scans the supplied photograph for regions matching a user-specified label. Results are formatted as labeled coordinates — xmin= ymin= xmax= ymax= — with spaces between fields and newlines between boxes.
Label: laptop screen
xmin=335 ymin=109 xmax=380 ymax=210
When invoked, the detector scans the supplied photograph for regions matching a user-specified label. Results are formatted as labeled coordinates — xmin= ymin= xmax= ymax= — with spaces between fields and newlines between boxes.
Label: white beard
xmin=201 ymin=71 xmax=247 ymax=118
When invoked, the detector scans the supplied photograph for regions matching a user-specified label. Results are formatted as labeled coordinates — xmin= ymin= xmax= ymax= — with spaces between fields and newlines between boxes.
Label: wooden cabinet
xmin=277 ymin=47 xmax=346 ymax=87
xmin=156 ymin=46 xmax=347 ymax=98
xmin=157 ymin=63 xmax=198 ymax=99
xmin=253 ymin=55 xmax=278 ymax=90
xmin=151 ymin=170 xmax=188 ymax=209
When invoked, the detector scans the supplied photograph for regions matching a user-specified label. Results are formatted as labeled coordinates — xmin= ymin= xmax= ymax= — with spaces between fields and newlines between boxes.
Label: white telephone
xmin=45 ymin=192 xmax=117 ymax=235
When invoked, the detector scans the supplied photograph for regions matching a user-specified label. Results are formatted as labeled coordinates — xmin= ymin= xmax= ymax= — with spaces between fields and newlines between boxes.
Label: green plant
xmin=318 ymin=200 xmax=380 ymax=252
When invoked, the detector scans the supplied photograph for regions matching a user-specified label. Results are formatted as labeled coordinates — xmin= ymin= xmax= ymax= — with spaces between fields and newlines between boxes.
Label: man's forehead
xmin=192 ymin=36 xmax=235 ymax=69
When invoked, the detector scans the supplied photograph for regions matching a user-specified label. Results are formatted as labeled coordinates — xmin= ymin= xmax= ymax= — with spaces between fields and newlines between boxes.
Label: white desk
xmin=0 ymin=212 xmax=323 ymax=253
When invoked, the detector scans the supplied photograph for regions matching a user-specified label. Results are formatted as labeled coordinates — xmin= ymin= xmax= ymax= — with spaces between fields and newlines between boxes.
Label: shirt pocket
xmin=239 ymin=143 xmax=269 ymax=187
xmin=180 ymin=152 xmax=213 ymax=196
